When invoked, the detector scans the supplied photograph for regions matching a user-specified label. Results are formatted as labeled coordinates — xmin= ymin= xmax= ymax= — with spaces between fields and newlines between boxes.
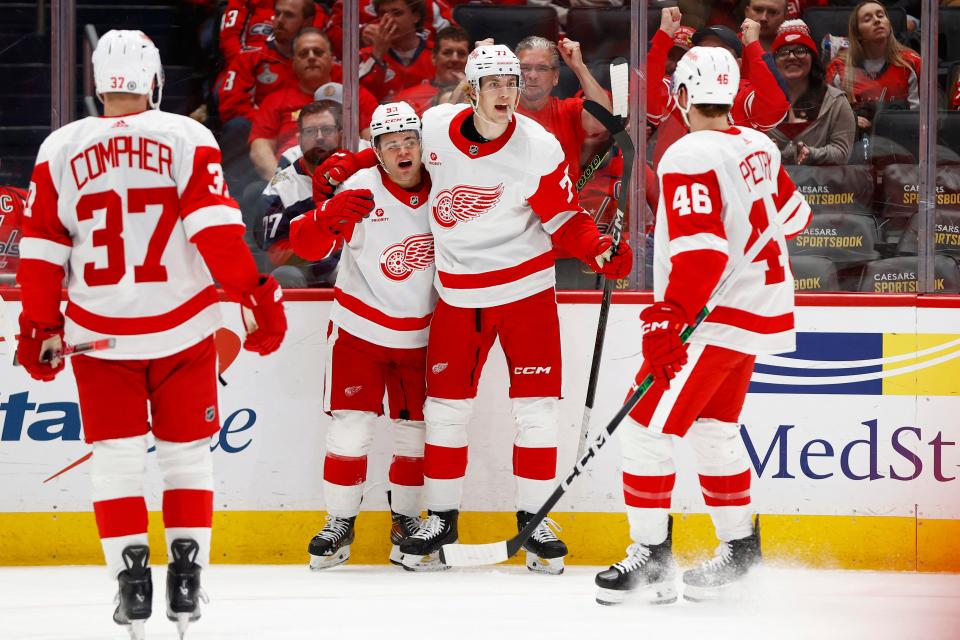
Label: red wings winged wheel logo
xmin=380 ymin=233 xmax=435 ymax=281
xmin=432 ymin=183 xmax=504 ymax=229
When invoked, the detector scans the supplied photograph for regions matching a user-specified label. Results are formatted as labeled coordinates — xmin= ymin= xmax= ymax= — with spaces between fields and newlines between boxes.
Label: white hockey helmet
xmin=465 ymin=44 xmax=522 ymax=95
xmin=672 ymin=46 xmax=739 ymax=107
xmin=369 ymin=101 xmax=421 ymax=143
xmin=92 ymin=30 xmax=164 ymax=108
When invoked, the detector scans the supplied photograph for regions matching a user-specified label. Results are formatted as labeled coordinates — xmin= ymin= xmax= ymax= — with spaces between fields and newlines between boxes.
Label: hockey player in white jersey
xmin=16 ymin=31 xmax=287 ymax=639
xmin=594 ymin=47 xmax=810 ymax=605
xmin=289 ymin=102 xmax=438 ymax=570
xmin=387 ymin=44 xmax=634 ymax=574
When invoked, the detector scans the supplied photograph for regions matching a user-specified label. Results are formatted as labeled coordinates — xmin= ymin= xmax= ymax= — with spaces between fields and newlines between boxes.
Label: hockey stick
xmin=439 ymin=211 xmax=783 ymax=568
xmin=575 ymin=58 xmax=629 ymax=194
xmin=12 ymin=338 xmax=117 ymax=366
xmin=576 ymin=69 xmax=631 ymax=460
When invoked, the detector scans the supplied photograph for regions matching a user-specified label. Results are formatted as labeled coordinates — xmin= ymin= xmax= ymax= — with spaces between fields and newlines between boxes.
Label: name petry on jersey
xmin=421 ymin=104 xmax=581 ymax=308
xmin=21 ymin=111 xmax=244 ymax=358
xmin=654 ymin=126 xmax=811 ymax=355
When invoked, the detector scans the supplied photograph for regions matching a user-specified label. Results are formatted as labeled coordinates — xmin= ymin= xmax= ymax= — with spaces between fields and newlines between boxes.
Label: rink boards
xmin=0 ymin=291 xmax=958 ymax=571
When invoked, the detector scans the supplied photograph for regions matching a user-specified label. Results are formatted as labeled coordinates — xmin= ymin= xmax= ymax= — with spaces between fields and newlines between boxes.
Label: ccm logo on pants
xmin=513 ymin=366 xmax=552 ymax=375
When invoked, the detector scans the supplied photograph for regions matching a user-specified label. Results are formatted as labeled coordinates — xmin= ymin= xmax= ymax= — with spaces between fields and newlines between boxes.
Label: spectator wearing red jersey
xmin=359 ymin=0 xmax=437 ymax=101
xmin=325 ymin=0 xmax=451 ymax=60
xmin=393 ymin=26 xmax=470 ymax=116
xmin=826 ymin=0 xmax=921 ymax=133
xmin=217 ymin=0 xmax=316 ymax=124
xmin=219 ymin=0 xmax=275 ymax=58
xmin=647 ymin=7 xmax=790 ymax=167
xmin=744 ymin=0 xmax=788 ymax=52
xmin=250 ymin=30 xmax=377 ymax=179
xmin=514 ymin=36 xmax=612 ymax=181
xmin=0 ymin=185 xmax=24 ymax=283
xmin=767 ymin=20 xmax=856 ymax=165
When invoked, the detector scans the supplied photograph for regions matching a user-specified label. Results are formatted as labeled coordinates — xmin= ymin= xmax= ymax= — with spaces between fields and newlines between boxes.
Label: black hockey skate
xmin=308 ymin=515 xmax=356 ymax=570
xmin=517 ymin=511 xmax=568 ymax=575
xmin=683 ymin=518 xmax=762 ymax=602
xmin=166 ymin=538 xmax=208 ymax=639
xmin=595 ymin=516 xmax=676 ymax=605
xmin=113 ymin=545 xmax=153 ymax=640
xmin=398 ymin=509 xmax=457 ymax=571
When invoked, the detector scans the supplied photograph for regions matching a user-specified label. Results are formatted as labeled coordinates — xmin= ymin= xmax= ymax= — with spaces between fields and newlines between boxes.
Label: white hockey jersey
xmin=21 ymin=110 xmax=243 ymax=358
xmin=421 ymin=104 xmax=580 ymax=308
xmin=328 ymin=165 xmax=437 ymax=349
xmin=654 ymin=125 xmax=811 ymax=355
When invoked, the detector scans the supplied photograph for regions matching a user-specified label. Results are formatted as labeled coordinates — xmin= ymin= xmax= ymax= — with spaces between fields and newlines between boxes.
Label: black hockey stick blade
xmin=583 ymin=100 xmax=625 ymax=135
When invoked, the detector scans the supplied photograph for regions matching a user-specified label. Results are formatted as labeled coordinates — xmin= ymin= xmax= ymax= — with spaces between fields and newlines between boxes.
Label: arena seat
xmin=802 ymin=6 xmax=907 ymax=48
xmin=857 ymin=255 xmax=960 ymax=293
xmin=565 ymin=7 xmax=661 ymax=62
xmin=785 ymin=164 xmax=873 ymax=215
xmin=879 ymin=164 xmax=960 ymax=219
xmin=871 ymin=111 xmax=960 ymax=166
xmin=790 ymin=256 xmax=840 ymax=292
xmin=896 ymin=210 xmax=960 ymax=258
xmin=787 ymin=212 xmax=881 ymax=263
xmin=451 ymin=5 xmax=559 ymax=51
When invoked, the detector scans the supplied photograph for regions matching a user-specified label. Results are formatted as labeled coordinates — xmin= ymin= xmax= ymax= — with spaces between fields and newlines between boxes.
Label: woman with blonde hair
xmin=825 ymin=0 xmax=921 ymax=132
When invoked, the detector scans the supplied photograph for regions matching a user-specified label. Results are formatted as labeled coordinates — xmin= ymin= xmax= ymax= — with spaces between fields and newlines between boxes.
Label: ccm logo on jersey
xmin=432 ymin=183 xmax=503 ymax=229
xmin=380 ymin=233 xmax=435 ymax=281
xmin=513 ymin=366 xmax=552 ymax=375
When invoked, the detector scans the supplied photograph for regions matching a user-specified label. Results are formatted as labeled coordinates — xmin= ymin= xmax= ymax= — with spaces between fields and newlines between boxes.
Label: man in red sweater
xmin=393 ymin=26 xmax=470 ymax=116
xmin=359 ymin=0 xmax=438 ymax=101
xmin=647 ymin=7 xmax=790 ymax=167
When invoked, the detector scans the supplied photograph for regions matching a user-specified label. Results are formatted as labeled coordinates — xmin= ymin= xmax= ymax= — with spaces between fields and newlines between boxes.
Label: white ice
xmin=1 ymin=565 xmax=958 ymax=640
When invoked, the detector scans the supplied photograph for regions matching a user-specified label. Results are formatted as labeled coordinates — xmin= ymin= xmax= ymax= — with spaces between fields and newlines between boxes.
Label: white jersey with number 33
xmin=654 ymin=125 xmax=811 ymax=355
xmin=21 ymin=110 xmax=242 ymax=358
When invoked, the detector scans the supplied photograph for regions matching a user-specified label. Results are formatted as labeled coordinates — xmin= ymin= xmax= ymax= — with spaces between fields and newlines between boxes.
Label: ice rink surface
xmin=2 ymin=564 xmax=959 ymax=640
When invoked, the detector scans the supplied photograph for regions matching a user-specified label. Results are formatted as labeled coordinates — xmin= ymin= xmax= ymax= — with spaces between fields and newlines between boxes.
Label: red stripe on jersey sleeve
xmin=180 ymin=146 xmax=240 ymax=220
xmin=527 ymin=159 xmax=579 ymax=227
xmin=18 ymin=160 xmax=69 ymax=326
xmin=772 ymin=164 xmax=797 ymax=212
xmin=192 ymin=225 xmax=260 ymax=300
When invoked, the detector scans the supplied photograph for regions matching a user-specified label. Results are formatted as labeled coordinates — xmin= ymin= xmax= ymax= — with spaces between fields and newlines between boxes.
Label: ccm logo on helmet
xmin=513 ymin=366 xmax=552 ymax=375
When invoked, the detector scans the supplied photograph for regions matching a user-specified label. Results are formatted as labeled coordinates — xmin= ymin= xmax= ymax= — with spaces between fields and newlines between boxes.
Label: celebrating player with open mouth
xmin=290 ymin=101 xmax=438 ymax=571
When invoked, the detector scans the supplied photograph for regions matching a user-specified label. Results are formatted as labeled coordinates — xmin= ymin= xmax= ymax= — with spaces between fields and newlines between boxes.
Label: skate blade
xmin=175 ymin=611 xmax=191 ymax=639
xmin=400 ymin=551 xmax=449 ymax=572
xmin=525 ymin=552 xmax=564 ymax=575
xmin=682 ymin=580 xmax=748 ymax=603
xmin=309 ymin=546 xmax=350 ymax=571
xmin=127 ymin=620 xmax=146 ymax=640
xmin=595 ymin=581 xmax=678 ymax=606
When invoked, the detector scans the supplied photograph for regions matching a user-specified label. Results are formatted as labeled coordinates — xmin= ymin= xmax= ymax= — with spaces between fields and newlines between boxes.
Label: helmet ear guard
xmin=92 ymin=30 xmax=164 ymax=109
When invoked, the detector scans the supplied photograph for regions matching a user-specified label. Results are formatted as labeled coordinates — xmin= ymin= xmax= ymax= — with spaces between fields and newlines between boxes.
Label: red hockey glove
xmin=240 ymin=275 xmax=287 ymax=356
xmin=17 ymin=314 xmax=65 ymax=382
xmin=639 ymin=302 xmax=688 ymax=385
xmin=590 ymin=235 xmax=634 ymax=279
xmin=314 ymin=148 xmax=378 ymax=199
xmin=316 ymin=188 xmax=375 ymax=240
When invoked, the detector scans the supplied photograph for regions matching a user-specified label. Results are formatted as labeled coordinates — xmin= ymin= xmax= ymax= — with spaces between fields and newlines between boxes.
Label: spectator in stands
xmin=257 ymin=100 xmax=344 ymax=288
xmin=826 ymin=1 xmax=921 ymax=133
xmin=647 ymin=7 xmax=790 ymax=166
xmin=744 ymin=0 xmax=789 ymax=52
xmin=217 ymin=0 xmax=316 ymax=125
xmin=219 ymin=0 xmax=275 ymax=58
xmin=325 ymin=0 xmax=451 ymax=60
xmin=359 ymin=0 xmax=438 ymax=101
xmin=250 ymin=29 xmax=377 ymax=180
xmin=393 ymin=26 xmax=470 ymax=116
xmin=514 ymin=36 xmax=613 ymax=179
xmin=767 ymin=20 xmax=856 ymax=165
